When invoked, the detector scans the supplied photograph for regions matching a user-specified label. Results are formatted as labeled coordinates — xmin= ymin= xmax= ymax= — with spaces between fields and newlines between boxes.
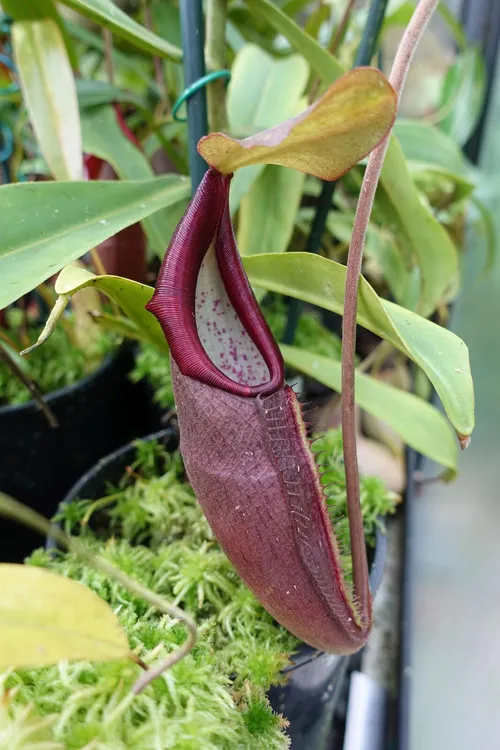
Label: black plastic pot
xmin=0 ymin=343 xmax=159 ymax=563
xmin=134 ymin=375 xmax=177 ymax=435
xmin=47 ymin=427 xmax=386 ymax=750
xmin=46 ymin=427 xmax=178 ymax=550
xmin=268 ymin=525 xmax=386 ymax=750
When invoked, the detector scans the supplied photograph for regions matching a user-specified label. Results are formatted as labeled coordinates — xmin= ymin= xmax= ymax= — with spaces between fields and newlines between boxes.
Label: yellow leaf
xmin=198 ymin=67 xmax=396 ymax=178
xmin=0 ymin=564 xmax=129 ymax=669
xmin=13 ymin=18 xmax=82 ymax=181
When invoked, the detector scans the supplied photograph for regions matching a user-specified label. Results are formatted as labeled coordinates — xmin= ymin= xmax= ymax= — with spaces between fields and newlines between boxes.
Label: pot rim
xmin=0 ymin=343 xmax=126 ymax=417
xmin=45 ymin=426 xmax=389 ymax=683
xmin=46 ymin=427 xmax=388 ymax=595
xmin=45 ymin=428 xmax=175 ymax=551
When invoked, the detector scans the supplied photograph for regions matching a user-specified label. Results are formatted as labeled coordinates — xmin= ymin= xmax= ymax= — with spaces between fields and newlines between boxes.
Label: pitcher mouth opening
xmin=146 ymin=168 xmax=284 ymax=397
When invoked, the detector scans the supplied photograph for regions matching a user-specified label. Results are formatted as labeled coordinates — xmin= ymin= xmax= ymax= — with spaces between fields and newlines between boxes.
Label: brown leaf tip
xmin=458 ymin=433 xmax=471 ymax=451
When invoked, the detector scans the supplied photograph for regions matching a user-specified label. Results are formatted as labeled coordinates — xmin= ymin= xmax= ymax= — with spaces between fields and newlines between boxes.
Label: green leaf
xmin=230 ymin=165 xmax=265 ymax=215
xmin=243 ymin=252 xmax=474 ymax=438
xmin=394 ymin=119 xmax=472 ymax=176
xmin=282 ymin=0 xmax=319 ymax=19
xmin=81 ymin=105 xmax=189 ymax=255
xmin=244 ymin=0 xmax=459 ymax=315
xmin=439 ymin=47 xmax=486 ymax=147
xmin=0 ymin=176 xmax=191 ymax=309
xmin=2 ymin=0 xmax=58 ymax=20
xmin=89 ymin=311 xmax=148 ymax=341
xmin=226 ymin=43 xmax=310 ymax=210
xmin=238 ymin=165 xmax=305 ymax=268
xmin=379 ymin=136 xmax=459 ymax=316
xmin=80 ymin=107 xmax=151 ymax=177
xmin=12 ymin=19 xmax=82 ymax=181
xmin=435 ymin=3 xmax=468 ymax=51
xmin=280 ymin=344 xmax=458 ymax=470
xmin=149 ymin=0 xmax=182 ymax=49
xmin=143 ymin=122 xmax=186 ymax=158
xmin=244 ymin=0 xmax=344 ymax=82
xmin=299 ymin=208 xmax=409 ymax=305
xmin=66 ymin=19 xmax=151 ymax=85
xmin=76 ymin=79 xmax=145 ymax=110
xmin=54 ymin=265 xmax=167 ymax=351
xmin=304 ymin=3 xmax=330 ymax=40
xmin=406 ymin=161 xmax=475 ymax=203
xmin=238 ymin=165 xmax=305 ymax=301
xmin=199 ymin=67 xmax=396 ymax=179
xmin=0 ymin=563 xmax=129 ymax=669
xmin=54 ymin=265 xmax=459 ymax=470
xmin=58 ymin=0 xmax=182 ymax=61
xmin=469 ymin=194 xmax=498 ymax=278
xmin=2 ymin=0 xmax=78 ymax=67
xmin=228 ymin=44 xmax=310 ymax=137
xmin=228 ymin=4 xmax=284 ymax=52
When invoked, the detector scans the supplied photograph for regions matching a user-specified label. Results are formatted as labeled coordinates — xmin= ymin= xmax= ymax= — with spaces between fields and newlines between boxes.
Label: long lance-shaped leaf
xmin=59 ymin=0 xmax=182 ymax=61
xmin=243 ymin=252 xmax=474 ymax=440
xmin=12 ymin=18 xmax=82 ymax=181
xmin=2 ymin=0 xmax=78 ymax=67
xmin=0 ymin=176 xmax=191 ymax=309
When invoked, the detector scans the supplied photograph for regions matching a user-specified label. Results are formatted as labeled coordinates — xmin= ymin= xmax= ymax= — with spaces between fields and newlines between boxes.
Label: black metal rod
xmin=462 ymin=0 xmax=500 ymax=164
xmin=179 ymin=0 xmax=209 ymax=193
xmin=354 ymin=0 xmax=391 ymax=68
xmin=283 ymin=0 xmax=391 ymax=345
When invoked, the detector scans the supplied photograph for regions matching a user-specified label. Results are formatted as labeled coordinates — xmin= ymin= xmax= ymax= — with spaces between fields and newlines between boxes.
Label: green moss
xmin=129 ymin=340 xmax=175 ymax=409
xmin=2 ymin=432 xmax=397 ymax=748
xmin=0 ymin=315 xmax=116 ymax=407
xmin=312 ymin=428 xmax=399 ymax=587
xmin=242 ymin=692 xmax=288 ymax=743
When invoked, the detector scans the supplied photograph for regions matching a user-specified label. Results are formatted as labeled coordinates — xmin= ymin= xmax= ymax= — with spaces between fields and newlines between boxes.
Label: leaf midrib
xmin=0 ymin=179 xmax=189 ymax=261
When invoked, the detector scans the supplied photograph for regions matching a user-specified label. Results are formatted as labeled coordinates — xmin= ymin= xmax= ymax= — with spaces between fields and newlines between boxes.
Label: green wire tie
xmin=172 ymin=69 xmax=231 ymax=123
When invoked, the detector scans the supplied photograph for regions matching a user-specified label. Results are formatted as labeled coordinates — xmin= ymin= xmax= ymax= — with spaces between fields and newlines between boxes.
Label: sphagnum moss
xmin=0 ymin=313 xmax=117 ymax=407
xmin=1 ymin=433 xmax=397 ymax=749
